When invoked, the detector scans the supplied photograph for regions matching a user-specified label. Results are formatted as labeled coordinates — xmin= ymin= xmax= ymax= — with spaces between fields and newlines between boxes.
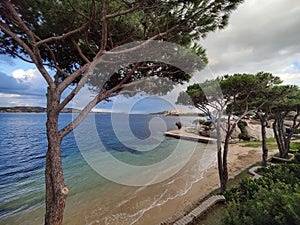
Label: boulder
xmin=209 ymin=122 xmax=241 ymax=142
xmin=198 ymin=120 xmax=274 ymax=142
xmin=245 ymin=123 xmax=274 ymax=141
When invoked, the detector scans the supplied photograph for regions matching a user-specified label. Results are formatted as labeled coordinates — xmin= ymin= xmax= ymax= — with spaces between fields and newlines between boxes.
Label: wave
xmin=99 ymin=150 xmax=217 ymax=225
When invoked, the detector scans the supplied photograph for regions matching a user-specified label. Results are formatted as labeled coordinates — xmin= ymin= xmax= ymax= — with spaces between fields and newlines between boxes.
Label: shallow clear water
xmin=0 ymin=113 xmax=216 ymax=225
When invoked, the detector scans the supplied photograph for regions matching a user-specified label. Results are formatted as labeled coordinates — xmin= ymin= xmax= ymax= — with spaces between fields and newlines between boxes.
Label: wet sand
xmin=136 ymin=143 xmax=266 ymax=225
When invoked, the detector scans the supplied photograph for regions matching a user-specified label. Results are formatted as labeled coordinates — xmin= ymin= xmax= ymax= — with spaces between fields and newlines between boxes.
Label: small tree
xmin=0 ymin=0 xmax=244 ymax=224
xmin=177 ymin=72 xmax=281 ymax=193
xmin=175 ymin=121 xmax=182 ymax=129
xmin=271 ymin=87 xmax=300 ymax=158
xmin=241 ymin=77 xmax=290 ymax=165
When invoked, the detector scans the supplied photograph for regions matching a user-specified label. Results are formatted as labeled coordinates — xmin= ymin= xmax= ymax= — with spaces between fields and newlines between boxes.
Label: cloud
xmin=275 ymin=61 xmax=300 ymax=86
xmin=201 ymin=0 xmax=300 ymax=84
xmin=11 ymin=69 xmax=47 ymax=96
xmin=0 ymin=69 xmax=46 ymax=96
xmin=0 ymin=69 xmax=47 ymax=106
xmin=0 ymin=72 xmax=29 ymax=94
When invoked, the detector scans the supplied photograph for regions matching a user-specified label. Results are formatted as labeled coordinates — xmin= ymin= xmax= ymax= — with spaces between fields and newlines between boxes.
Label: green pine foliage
xmin=222 ymin=162 xmax=300 ymax=225
xmin=237 ymin=120 xmax=250 ymax=141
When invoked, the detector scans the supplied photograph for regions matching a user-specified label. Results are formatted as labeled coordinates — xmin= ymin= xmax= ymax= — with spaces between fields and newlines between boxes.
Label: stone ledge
xmin=164 ymin=130 xmax=216 ymax=144
xmin=271 ymin=153 xmax=295 ymax=163
xmin=248 ymin=166 xmax=262 ymax=180
xmin=173 ymin=195 xmax=225 ymax=225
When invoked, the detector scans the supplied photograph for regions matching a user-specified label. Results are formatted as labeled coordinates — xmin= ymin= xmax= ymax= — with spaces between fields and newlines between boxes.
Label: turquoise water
xmin=0 ymin=113 xmax=216 ymax=225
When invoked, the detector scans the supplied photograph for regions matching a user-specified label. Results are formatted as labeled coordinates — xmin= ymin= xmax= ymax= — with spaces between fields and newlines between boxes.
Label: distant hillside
xmin=151 ymin=109 xmax=205 ymax=117
xmin=0 ymin=106 xmax=81 ymax=113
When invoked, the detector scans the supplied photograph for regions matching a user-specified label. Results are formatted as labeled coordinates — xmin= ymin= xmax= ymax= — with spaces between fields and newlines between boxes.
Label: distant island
xmin=0 ymin=106 xmax=82 ymax=113
xmin=151 ymin=109 xmax=205 ymax=117
xmin=0 ymin=107 xmax=205 ymax=115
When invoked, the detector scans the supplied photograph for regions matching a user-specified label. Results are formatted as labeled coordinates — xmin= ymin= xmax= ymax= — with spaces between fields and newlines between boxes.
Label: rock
xmin=210 ymin=122 xmax=241 ymax=142
xmin=245 ymin=123 xmax=274 ymax=141
xmin=197 ymin=120 xmax=274 ymax=142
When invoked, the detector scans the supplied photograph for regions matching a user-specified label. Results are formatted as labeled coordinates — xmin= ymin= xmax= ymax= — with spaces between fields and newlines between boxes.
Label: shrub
xmin=237 ymin=120 xmax=250 ymax=141
xmin=293 ymin=152 xmax=300 ymax=164
xmin=193 ymin=119 xmax=206 ymax=125
xmin=293 ymin=128 xmax=300 ymax=134
xmin=222 ymin=163 xmax=300 ymax=225
xmin=223 ymin=182 xmax=300 ymax=225
xmin=175 ymin=121 xmax=182 ymax=129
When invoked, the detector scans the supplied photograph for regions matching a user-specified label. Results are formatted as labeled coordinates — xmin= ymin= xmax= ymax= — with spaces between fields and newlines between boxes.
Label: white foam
xmin=102 ymin=155 xmax=217 ymax=225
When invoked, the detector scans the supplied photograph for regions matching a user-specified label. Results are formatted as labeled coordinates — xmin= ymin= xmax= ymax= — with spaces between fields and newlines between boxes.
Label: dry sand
xmin=135 ymin=143 xmax=269 ymax=225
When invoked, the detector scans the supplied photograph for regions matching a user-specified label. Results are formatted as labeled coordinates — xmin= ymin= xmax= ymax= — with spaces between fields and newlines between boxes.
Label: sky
xmin=0 ymin=0 xmax=300 ymax=113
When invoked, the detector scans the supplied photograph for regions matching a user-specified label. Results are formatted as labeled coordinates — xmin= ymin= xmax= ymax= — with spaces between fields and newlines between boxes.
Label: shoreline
xmin=135 ymin=143 xmax=272 ymax=225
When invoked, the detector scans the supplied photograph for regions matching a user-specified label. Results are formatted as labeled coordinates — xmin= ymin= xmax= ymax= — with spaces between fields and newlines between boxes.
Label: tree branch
xmin=5 ymin=48 xmax=34 ymax=64
xmin=59 ymin=90 xmax=109 ymax=138
xmin=106 ymin=4 xmax=140 ymax=19
xmin=100 ymin=0 xmax=109 ymax=52
xmin=59 ymin=62 xmax=141 ymax=137
xmin=35 ymin=21 xmax=91 ymax=47
xmin=57 ymin=63 xmax=91 ymax=110
xmin=3 ymin=0 xmax=36 ymax=45
xmin=0 ymin=21 xmax=53 ymax=86
xmin=67 ymin=0 xmax=92 ymax=20
xmin=72 ymin=39 xmax=91 ymax=63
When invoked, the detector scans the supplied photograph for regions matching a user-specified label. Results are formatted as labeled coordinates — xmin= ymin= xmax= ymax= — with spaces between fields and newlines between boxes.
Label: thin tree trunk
xmin=215 ymin=116 xmax=225 ymax=194
xmin=259 ymin=115 xmax=268 ymax=166
xmin=45 ymin=90 xmax=68 ymax=225
xmin=220 ymin=138 xmax=229 ymax=194
xmin=273 ymin=119 xmax=285 ymax=158
xmin=283 ymin=133 xmax=291 ymax=158
xmin=217 ymin=120 xmax=236 ymax=194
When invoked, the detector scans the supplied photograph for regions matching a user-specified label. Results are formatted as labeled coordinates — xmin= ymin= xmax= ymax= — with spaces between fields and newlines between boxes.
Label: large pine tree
xmin=0 ymin=0 xmax=244 ymax=224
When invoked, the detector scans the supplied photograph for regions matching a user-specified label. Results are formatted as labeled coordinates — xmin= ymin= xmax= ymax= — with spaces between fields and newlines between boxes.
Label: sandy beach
xmin=135 ymin=143 xmax=266 ymax=225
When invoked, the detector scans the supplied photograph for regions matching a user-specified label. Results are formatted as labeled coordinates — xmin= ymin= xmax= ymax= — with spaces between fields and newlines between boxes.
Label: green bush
xmin=293 ymin=152 xmax=300 ymax=164
xmin=222 ymin=163 xmax=300 ymax=225
xmin=175 ymin=121 xmax=182 ymax=129
xmin=294 ymin=128 xmax=300 ymax=134
xmin=223 ymin=183 xmax=300 ymax=225
xmin=193 ymin=119 xmax=206 ymax=125
xmin=237 ymin=120 xmax=250 ymax=141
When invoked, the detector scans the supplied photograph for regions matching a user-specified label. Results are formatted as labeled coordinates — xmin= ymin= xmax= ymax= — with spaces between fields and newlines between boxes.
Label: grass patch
xmin=266 ymin=137 xmax=276 ymax=142
xmin=240 ymin=138 xmax=278 ymax=150
xmin=191 ymin=204 xmax=227 ymax=225
xmin=202 ymin=163 xmax=259 ymax=199
xmin=273 ymin=153 xmax=294 ymax=159
xmin=290 ymin=142 xmax=300 ymax=151
xmin=241 ymin=138 xmax=300 ymax=151
xmin=241 ymin=142 xmax=278 ymax=150
xmin=186 ymin=127 xmax=197 ymax=133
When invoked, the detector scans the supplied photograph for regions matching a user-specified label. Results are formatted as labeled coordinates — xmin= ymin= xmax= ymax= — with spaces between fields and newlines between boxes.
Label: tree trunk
xmin=273 ymin=119 xmax=286 ymax=158
xmin=283 ymin=134 xmax=291 ymax=158
xmin=45 ymin=89 xmax=68 ymax=225
xmin=217 ymin=144 xmax=225 ymax=194
xmin=220 ymin=140 xmax=229 ymax=194
xmin=215 ymin=116 xmax=225 ymax=194
xmin=259 ymin=115 xmax=268 ymax=166
xmin=217 ymin=119 xmax=235 ymax=194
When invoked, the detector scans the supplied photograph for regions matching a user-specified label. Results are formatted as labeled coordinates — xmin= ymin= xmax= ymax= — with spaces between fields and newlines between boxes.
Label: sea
xmin=0 ymin=113 xmax=217 ymax=225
